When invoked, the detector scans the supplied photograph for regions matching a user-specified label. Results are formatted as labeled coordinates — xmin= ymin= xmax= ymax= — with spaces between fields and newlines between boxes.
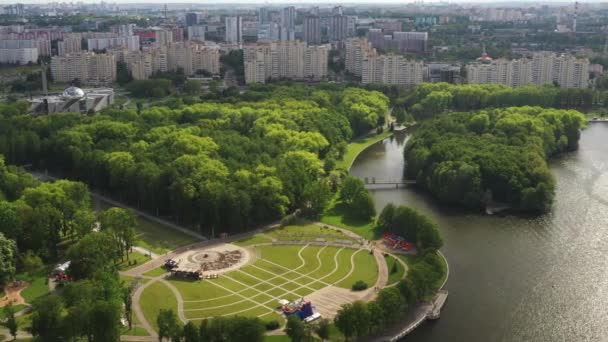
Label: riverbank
xmin=336 ymin=131 xmax=393 ymax=170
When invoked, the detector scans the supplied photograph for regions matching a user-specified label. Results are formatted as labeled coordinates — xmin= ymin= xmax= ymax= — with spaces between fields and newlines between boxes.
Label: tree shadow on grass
xmin=324 ymin=201 xmax=382 ymax=240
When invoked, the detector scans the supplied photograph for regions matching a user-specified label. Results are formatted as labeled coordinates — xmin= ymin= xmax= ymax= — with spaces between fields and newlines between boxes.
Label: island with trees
xmin=401 ymin=83 xmax=587 ymax=213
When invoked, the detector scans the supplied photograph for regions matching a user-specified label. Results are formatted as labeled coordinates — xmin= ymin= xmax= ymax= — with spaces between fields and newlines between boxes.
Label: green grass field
xmin=385 ymin=254 xmax=406 ymax=286
xmin=140 ymin=281 xmax=178 ymax=331
xmin=115 ymin=252 xmax=151 ymax=271
xmin=141 ymin=244 xmax=378 ymax=332
xmin=266 ymin=224 xmax=359 ymax=243
xmin=233 ymin=234 xmax=274 ymax=246
xmin=321 ymin=195 xmax=377 ymax=240
xmin=143 ymin=267 xmax=167 ymax=277
xmin=93 ymin=197 xmax=199 ymax=254
xmin=0 ymin=304 xmax=27 ymax=319
xmin=20 ymin=274 xmax=48 ymax=303
xmin=336 ymin=131 xmax=392 ymax=170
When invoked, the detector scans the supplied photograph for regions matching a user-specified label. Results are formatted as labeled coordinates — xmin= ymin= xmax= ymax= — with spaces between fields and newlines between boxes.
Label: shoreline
xmin=345 ymin=129 xmax=450 ymax=342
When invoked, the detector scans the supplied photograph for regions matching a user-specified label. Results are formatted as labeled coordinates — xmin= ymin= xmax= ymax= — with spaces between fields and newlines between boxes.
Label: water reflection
xmin=350 ymin=124 xmax=608 ymax=342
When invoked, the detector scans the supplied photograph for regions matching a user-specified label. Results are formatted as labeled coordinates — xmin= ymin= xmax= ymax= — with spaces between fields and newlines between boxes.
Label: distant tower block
xmin=573 ymin=1 xmax=578 ymax=33
xmin=41 ymin=63 xmax=48 ymax=95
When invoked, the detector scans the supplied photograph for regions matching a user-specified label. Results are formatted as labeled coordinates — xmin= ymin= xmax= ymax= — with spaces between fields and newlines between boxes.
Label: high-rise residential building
xmin=51 ymin=52 xmax=116 ymax=86
xmin=281 ymin=6 xmax=296 ymax=30
xmin=154 ymin=29 xmax=173 ymax=46
xmin=345 ymin=37 xmax=377 ymax=77
xmin=0 ymin=47 xmax=37 ymax=64
xmin=391 ymin=32 xmax=428 ymax=53
xmin=187 ymin=26 xmax=205 ymax=41
xmin=117 ymin=24 xmax=135 ymax=37
xmin=362 ymin=54 xmax=423 ymax=87
xmin=165 ymin=41 xmax=220 ymax=76
xmin=329 ymin=15 xmax=349 ymax=42
xmin=333 ymin=5 xmax=343 ymax=15
xmin=58 ymin=37 xmax=82 ymax=56
xmin=466 ymin=52 xmax=589 ymax=89
xmin=304 ymin=16 xmax=321 ymax=45
xmin=225 ymin=16 xmax=242 ymax=44
xmin=243 ymin=40 xmax=329 ymax=84
xmin=368 ymin=30 xmax=428 ymax=53
xmin=0 ymin=39 xmax=50 ymax=56
xmin=259 ymin=7 xmax=271 ymax=24
xmin=87 ymin=36 xmax=140 ymax=51
xmin=186 ymin=12 xmax=198 ymax=27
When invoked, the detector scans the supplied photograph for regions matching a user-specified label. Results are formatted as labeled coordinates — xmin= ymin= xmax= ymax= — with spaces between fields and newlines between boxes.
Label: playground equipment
xmin=382 ymin=232 xmax=414 ymax=250
xmin=280 ymin=298 xmax=314 ymax=320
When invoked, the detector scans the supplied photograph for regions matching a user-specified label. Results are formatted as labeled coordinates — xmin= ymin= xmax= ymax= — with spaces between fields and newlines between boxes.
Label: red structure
xmin=382 ymin=232 xmax=413 ymax=250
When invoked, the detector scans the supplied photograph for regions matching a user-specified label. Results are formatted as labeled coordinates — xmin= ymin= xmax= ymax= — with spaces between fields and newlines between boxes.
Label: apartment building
xmin=345 ymin=38 xmax=377 ymax=77
xmin=51 ymin=52 xmax=116 ymax=86
xmin=58 ymin=36 xmax=82 ymax=56
xmin=0 ymin=47 xmax=38 ymax=64
xmin=87 ymin=36 xmax=140 ymax=51
xmin=466 ymin=52 xmax=589 ymax=88
xmin=362 ymin=54 xmax=423 ymax=87
xmin=243 ymin=41 xmax=329 ymax=84
xmin=0 ymin=39 xmax=49 ymax=56
xmin=225 ymin=16 xmax=242 ymax=44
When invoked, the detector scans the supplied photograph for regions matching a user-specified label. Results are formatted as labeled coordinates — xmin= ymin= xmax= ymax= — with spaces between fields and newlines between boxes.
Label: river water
xmin=350 ymin=124 xmax=608 ymax=342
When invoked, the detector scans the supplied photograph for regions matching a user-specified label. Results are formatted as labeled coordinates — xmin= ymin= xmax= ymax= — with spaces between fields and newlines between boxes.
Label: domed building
xmin=29 ymin=87 xmax=114 ymax=115
xmin=61 ymin=86 xmax=86 ymax=99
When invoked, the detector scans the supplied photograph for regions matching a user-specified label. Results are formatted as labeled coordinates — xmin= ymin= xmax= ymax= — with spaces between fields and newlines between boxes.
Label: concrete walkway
xmin=132 ymin=246 xmax=160 ymax=259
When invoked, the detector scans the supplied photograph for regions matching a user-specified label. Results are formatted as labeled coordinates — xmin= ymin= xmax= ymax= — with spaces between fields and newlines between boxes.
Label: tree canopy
xmin=404 ymin=106 xmax=586 ymax=212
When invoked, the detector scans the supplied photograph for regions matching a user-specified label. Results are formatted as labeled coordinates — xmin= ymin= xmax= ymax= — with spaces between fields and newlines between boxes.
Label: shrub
xmin=280 ymin=213 xmax=297 ymax=227
xmin=351 ymin=280 xmax=368 ymax=291
xmin=265 ymin=320 xmax=280 ymax=331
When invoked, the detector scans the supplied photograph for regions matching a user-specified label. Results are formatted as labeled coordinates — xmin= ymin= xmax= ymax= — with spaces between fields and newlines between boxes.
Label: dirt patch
xmin=0 ymin=281 xmax=28 ymax=306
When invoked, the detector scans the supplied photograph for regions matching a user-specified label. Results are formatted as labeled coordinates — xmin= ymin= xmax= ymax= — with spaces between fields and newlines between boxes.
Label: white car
xmin=304 ymin=313 xmax=322 ymax=324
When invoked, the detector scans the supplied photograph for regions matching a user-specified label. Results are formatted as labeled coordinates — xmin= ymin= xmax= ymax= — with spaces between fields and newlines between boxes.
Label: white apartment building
xmin=58 ymin=37 xmax=82 ymax=56
xmin=51 ymin=52 xmax=116 ymax=86
xmin=225 ymin=16 xmax=242 ymax=44
xmin=243 ymin=41 xmax=329 ymax=84
xmin=345 ymin=38 xmax=377 ymax=77
xmin=0 ymin=47 xmax=38 ymax=64
xmin=0 ymin=39 xmax=49 ymax=56
xmin=466 ymin=52 xmax=589 ymax=89
xmin=88 ymin=36 xmax=140 ymax=52
xmin=166 ymin=42 xmax=220 ymax=76
xmin=362 ymin=54 xmax=423 ymax=87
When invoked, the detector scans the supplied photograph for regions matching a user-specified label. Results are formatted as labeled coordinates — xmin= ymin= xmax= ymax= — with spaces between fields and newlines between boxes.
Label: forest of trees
xmin=398 ymin=83 xmax=596 ymax=121
xmin=0 ymin=86 xmax=389 ymax=237
xmin=404 ymin=106 xmax=586 ymax=212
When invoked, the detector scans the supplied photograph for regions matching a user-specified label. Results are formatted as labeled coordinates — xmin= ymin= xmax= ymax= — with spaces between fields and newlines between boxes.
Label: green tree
xmin=4 ymin=303 xmax=18 ymax=340
xmin=182 ymin=321 xmax=199 ymax=342
xmin=339 ymin=177 xmax=366 ymax=205
xmin=100 ymin=207 xmax=136 ymax=261
xmin=157 ymin=309 xmax=180 ymax=342
xmin=31 ymin=295 xmax=65 ymax=342
xmin=301 ymin=181 xmax=331 ymax=219
xmin=66 ymin=232 xmax=121 ymax=280
xmin=314 ymin=318 xmax=331 ymax=342
xmin=0 ymin=233 xmax=17 ymax=286
xmin=285 ymin=315 xmax=308 ymax=342
xmin=116 ymin=62 xmax=133 ymax=85
xmin=376 ymin=287 xmax=407 ymax=324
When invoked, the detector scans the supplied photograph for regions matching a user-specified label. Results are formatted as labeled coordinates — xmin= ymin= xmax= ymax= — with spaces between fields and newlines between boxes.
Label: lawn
xmin=140 ymin=281 xmax=177 ymax=331
xmin=267 ymin=224 xmax=358 ymax=243
xmin=143 ymin=267 xmax=167 ymax=277
xmin=153 ymin=244 xmax=376 ymax=323
xmin=115 ymin=251 xmax=151 ymax=271
xmin=264 ymin=335 xmax=291 ymax=342
xmin=385 ymin=254 xmax=406 ymax=286
xmin=20 ymin=274 xmax=48 ymax=303
xmin=133 ymin=217 xmax=200 ymax=255
xmin=232 ymin=235 xmax=273 ymax=246
xmin=93 ymin=197 xmax=199 ymax=254
xmin=321 ymin=195 xmax=377 ymax=240
xmin=336 ymin=249 xmax=378 ymax=289
xmin=0 ymin=304 xmax=27 ymax=319
xmin=336 ymin=131 xmax=393 ymax=170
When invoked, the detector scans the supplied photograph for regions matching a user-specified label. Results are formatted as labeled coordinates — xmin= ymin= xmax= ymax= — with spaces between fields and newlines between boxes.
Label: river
xmin=350 ymin=124 xmax=608 ymax=342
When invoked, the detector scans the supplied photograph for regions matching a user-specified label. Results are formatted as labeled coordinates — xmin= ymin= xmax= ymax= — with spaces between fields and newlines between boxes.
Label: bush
xmin=280 ymin=213 xmax=298 ymax=227
xmin=265 ymin=320 xmax=280 ymax=331
xmin=351 ymin=280 xmax=368 ymax=291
